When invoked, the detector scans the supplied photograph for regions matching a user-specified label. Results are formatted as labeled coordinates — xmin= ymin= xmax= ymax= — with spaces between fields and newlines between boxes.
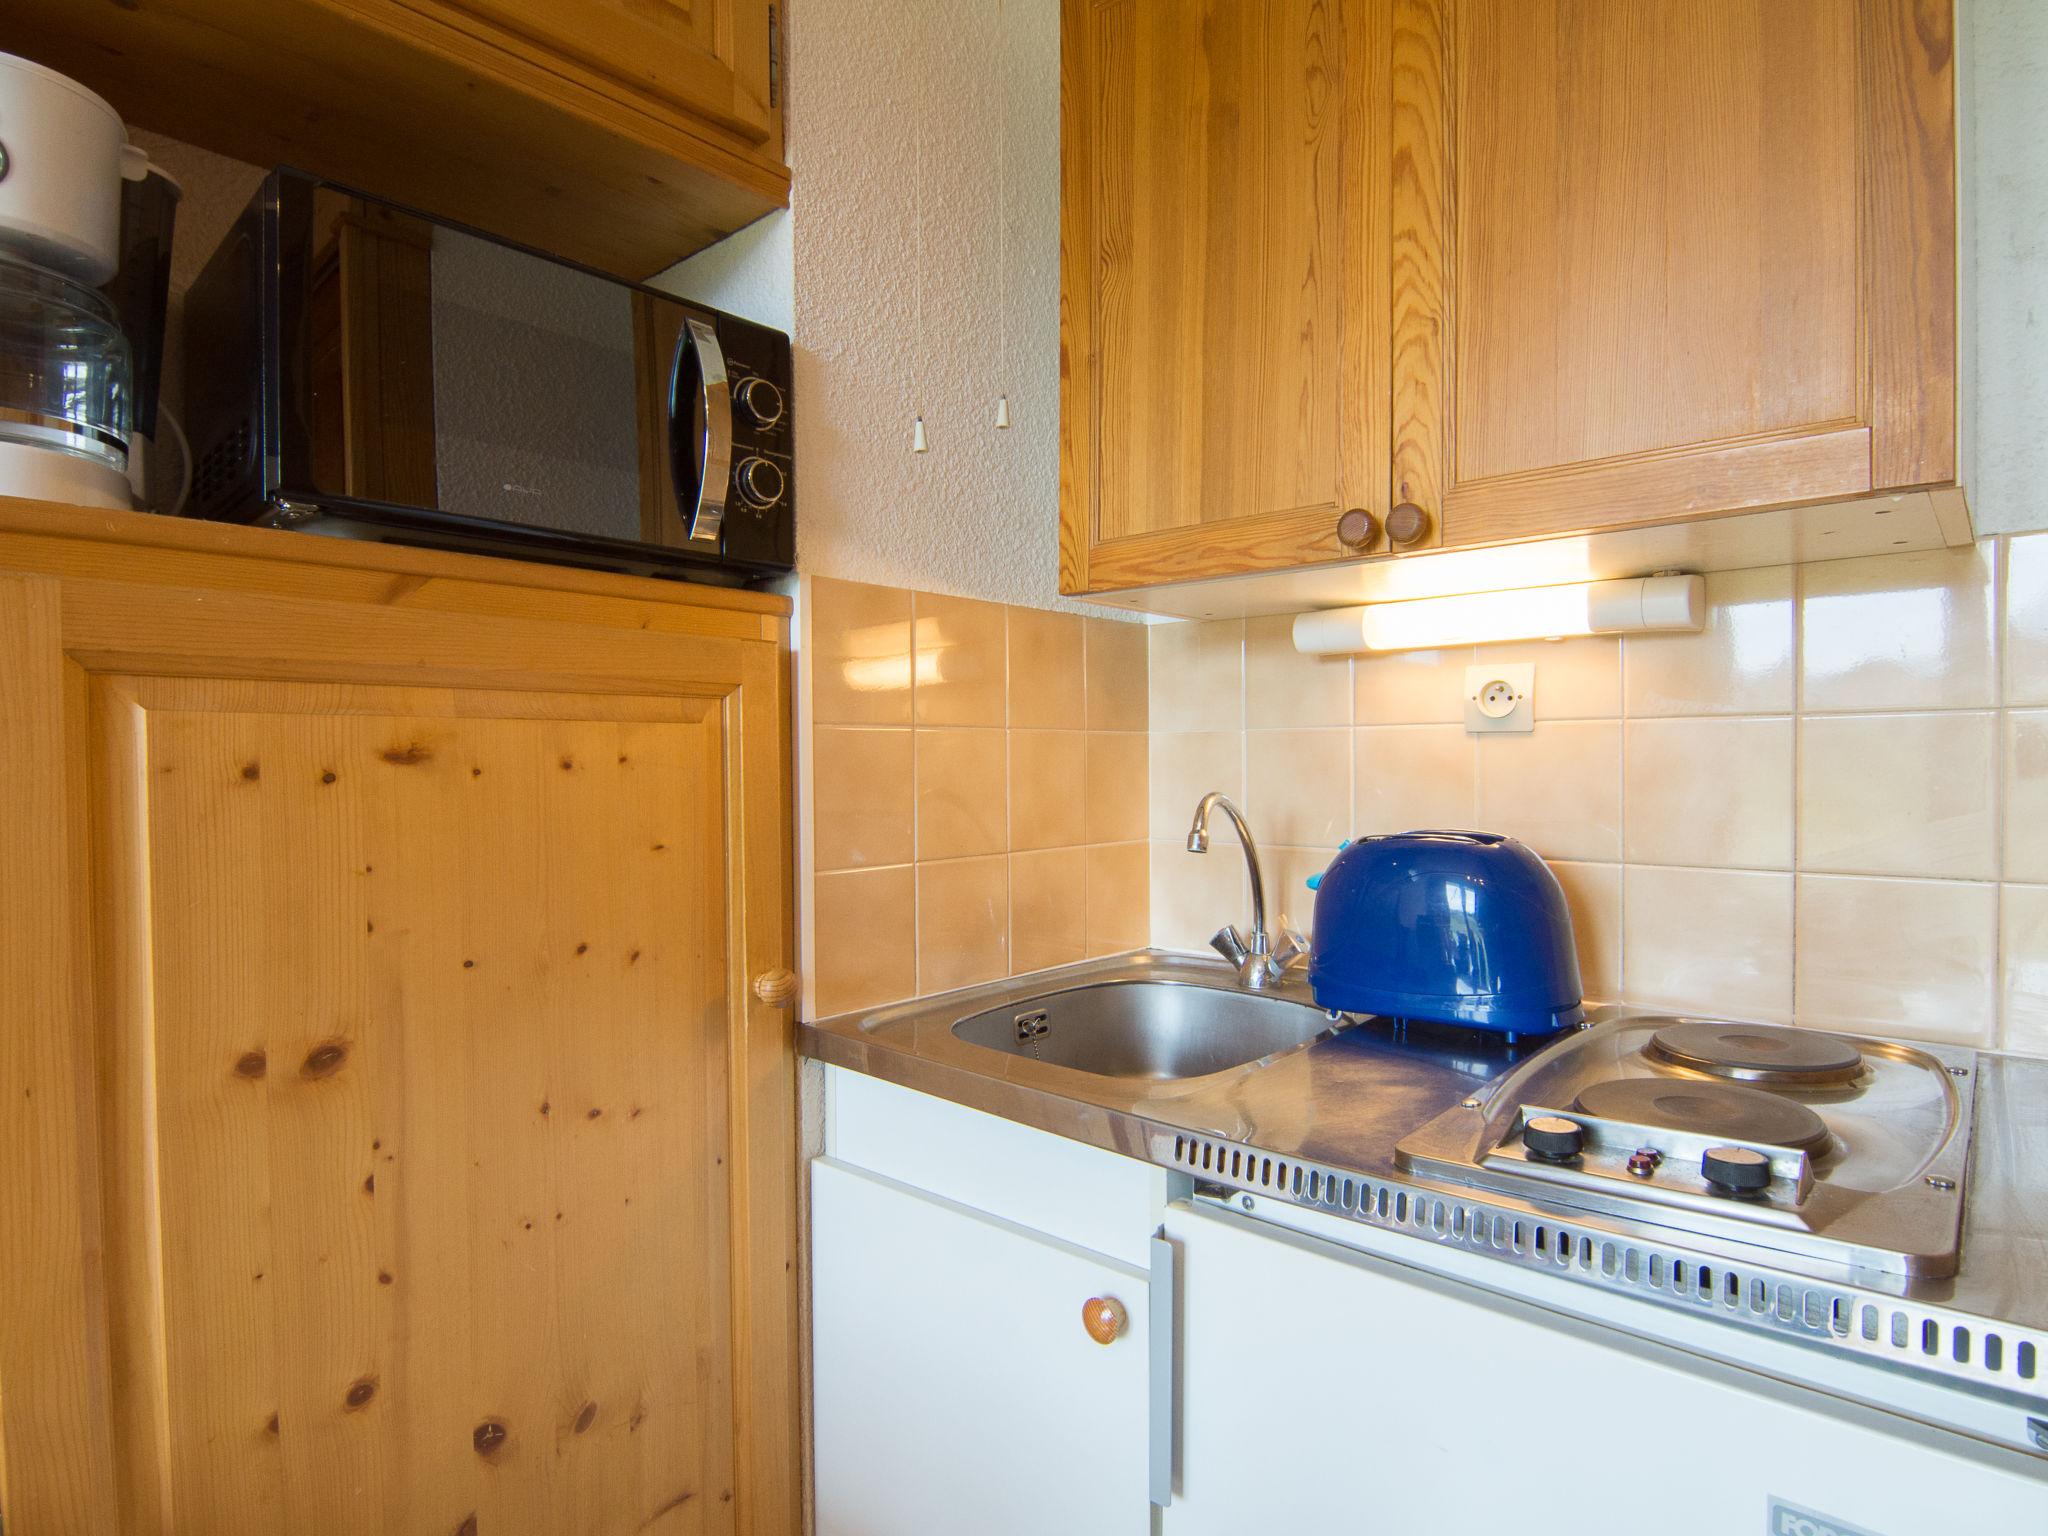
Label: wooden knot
xmin=301 ymin=1041 xmax=350 ymax=1079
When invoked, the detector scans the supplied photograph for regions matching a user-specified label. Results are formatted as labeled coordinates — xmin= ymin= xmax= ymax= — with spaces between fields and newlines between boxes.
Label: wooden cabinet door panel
xmin=0 ymin=565 xmax=795 ymax=1536
xmin=389 ymin=0 xmax=776 ymax=145
xmin=1395 ymin=0 xmax=1955 ymax=549
xmin=1061 ymin=0 xmax=1389 ymax=591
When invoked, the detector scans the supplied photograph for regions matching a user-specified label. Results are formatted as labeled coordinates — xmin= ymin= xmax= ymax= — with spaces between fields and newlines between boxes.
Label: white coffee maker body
xmin=0 ymin=51 xmax=157 ymax=509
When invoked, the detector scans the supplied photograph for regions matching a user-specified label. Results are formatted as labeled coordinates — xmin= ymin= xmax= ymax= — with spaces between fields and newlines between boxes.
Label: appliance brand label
xmin=1767 ymin=1499 xmax=1884 ymax=1536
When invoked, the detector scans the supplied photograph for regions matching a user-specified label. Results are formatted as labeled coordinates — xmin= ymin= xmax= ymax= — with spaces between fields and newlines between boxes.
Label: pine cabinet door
xmin=381 ymin=0 xmax=777 ymax=145
xmin=811 ymin=1159 xmax=1155 ymax=1536
xmin=0 ymin=556 xmax=795 ymax=1534
xmin=1392 ymin=0 xmax=1956 ymax=550
xmin=1059 ymin=0 xmax=1392 ymax=592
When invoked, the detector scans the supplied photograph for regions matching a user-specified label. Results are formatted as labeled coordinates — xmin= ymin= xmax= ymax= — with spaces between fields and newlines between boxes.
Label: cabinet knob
xmin=752 ymin=967 xmax=798 ymax=1007
xmin=1081 ymin=1295 xmax=1127 ymax=1345
xmin=1336 ymin=507 xmax=1378 ymax=548
xmin=1387 ymin=502 xmax=1431 ymax=547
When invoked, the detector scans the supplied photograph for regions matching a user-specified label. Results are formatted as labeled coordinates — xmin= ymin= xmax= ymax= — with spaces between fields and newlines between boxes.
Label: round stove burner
xmin=1644 ymin=1020 xmax=1863 ymax=1087
xmin=1572 ymin=1077 xmax=1831 ymax=1152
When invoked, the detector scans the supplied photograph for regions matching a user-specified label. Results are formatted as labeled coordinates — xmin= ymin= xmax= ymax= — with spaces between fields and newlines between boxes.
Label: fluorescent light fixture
xmin=1292 ymin=574 xmax=1705 ymax=655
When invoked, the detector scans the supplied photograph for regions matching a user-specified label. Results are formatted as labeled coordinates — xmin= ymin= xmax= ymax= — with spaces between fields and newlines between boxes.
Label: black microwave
xmin=183 ymin=169 xmax=793 ymax=583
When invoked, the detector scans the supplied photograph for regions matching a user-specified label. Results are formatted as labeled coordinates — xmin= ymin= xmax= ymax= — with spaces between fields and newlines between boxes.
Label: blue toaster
xmin=1308 ymin=830 xmax=1584 ymax=1038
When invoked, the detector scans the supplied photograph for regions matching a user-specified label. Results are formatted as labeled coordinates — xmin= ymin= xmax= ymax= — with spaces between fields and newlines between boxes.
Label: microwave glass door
xmin=286 ymin=185 xmax=704 ymax=547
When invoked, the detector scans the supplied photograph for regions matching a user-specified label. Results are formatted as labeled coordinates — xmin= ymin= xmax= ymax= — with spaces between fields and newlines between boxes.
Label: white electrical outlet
xmin=1464 ymin=663 xmax=1534 ymax=733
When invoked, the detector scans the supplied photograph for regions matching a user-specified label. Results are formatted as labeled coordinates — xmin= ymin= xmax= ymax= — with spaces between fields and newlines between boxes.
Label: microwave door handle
xmin=672 ymin=316 xmax=733 ymax=548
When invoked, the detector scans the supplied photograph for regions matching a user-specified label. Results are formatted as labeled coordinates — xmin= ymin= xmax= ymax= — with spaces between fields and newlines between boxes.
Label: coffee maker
xmin=0 ymin=50 xmax=179 ymax=510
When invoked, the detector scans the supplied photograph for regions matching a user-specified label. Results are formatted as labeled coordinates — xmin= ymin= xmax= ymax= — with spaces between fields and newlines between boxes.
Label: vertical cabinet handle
xmin=1081 ymin=1295 xmax=1127 ymax=1345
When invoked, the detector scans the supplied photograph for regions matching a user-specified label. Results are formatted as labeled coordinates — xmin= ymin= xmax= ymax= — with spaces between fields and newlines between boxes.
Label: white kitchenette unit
xmin=806 ymin=958 xmax=2048 ymax=1536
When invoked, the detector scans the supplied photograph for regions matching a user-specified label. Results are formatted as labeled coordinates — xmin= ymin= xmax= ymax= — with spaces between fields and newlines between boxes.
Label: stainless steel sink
xmin=951 ymin=977 xmax=1340 ymax=1081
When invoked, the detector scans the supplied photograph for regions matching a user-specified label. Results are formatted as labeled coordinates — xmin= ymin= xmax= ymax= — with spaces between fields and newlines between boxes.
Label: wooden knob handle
xmin=1387 ymin=501 xmax=1431 ymax=547
xmin=1081 ymin=1295 xmax=1127 ymax=1345
xmin=1336 ymin=507 xmax=1378 ymax=548
xmin=752 ymin=967 xmax=798 ymax=1007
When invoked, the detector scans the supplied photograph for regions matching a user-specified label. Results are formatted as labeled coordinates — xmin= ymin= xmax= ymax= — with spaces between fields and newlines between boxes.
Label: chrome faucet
xmin=1185 ymin=792 xmax=1306 ymax=989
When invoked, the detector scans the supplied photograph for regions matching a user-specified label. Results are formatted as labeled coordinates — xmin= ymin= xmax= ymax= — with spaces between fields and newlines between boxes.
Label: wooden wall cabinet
xmin=0 ymin=501 xmax=798 ymax=1534
xmin=1 ymin=0 xmax=788 ymax=278
xmin=1059 ymin=0 xmax=1960 ymax=595
xmin=1059 ymin=0 xmax=1392 ymax=592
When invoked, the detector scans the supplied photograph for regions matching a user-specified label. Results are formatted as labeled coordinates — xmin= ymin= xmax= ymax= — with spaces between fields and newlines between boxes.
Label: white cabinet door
xmin=812 ymin=1158 xmax=1155 ymax=1536
xmin=1165 ymin=1202 xmax=2048 ymax=1535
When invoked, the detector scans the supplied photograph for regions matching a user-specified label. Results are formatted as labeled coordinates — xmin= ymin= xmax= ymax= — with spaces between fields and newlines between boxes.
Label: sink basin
xmin=951 ymin=978 xmax=1339 ymax=1080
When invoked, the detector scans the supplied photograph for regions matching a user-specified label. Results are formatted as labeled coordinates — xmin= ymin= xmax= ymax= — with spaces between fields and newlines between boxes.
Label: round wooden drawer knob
xmin=1387 ymin=501 xmax=1431 ymax=547
xmin=1081 ymin=1295 xmax=1127 ymax=1345
xmin=752 ymin=967 xmax=798 ymax=1007
xmin=1336 ymin=507 xmax=1378 ymax=548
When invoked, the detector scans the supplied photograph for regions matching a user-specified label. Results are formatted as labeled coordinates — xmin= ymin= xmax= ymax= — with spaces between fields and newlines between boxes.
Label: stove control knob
xmin=1523 ymin=1115 xmax=1584 ymax=1163
xmin=1701 ymin=1145 xmax=1772 ymax=1195
xmin=735 ymin=455 xmax=786 ymax=509
xmin=734 ymin=375 xmax=785 ymax=429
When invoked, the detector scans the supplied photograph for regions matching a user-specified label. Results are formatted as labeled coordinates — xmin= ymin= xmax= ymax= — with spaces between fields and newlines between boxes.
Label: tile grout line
xmin=1790 ymin=562 xmax=1806 ymax=1025
xmin=1993 ymin=535 xmax=2010 ymax=1050
xmin=1616 ymin=634 xmax=1631 ymax=1006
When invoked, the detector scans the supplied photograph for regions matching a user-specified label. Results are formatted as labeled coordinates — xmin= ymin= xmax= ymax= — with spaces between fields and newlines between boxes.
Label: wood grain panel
xmin=1450 ymin=0 xmax=1859 ymax=481
xmin=1084 ymin=509 xmax=1356 ymax=590
xmin=96 ymin=688 xmax=734 ymax=1531
xmin=1394 ymin=0 xmax=1951 ymax=551
xmin=0 ymin=0 xmax=785 ymax=279
xmin=413 ymin=0 xmax=775 ymax=143
xmin=1865 ymin=0 xmax=1958 ymax=488
xmin=1061 ymin=0 xmax=1388 ymax=591
xmin=1442 ymin=424 xmax=1872 ymax=546
xmin=0 ymin=575 xmax=119 ymax=1534
xmin=0 ymin=506 xmax=795 ymax=1533
xmin=1389 ymin=0 xmax=1448 ymax=536
xmin=0 ymin=496 xmax=786 ymax=629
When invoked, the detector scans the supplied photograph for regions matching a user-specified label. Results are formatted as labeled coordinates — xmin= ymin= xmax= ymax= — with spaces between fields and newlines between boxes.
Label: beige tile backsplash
xmin=804 ymin=538 xmax=2048 ymax=1056
xmin=803 ymin=576 xmax=1149 ymax=1019
xmin=1146 ymin=541 xmax=2048 ymax=1057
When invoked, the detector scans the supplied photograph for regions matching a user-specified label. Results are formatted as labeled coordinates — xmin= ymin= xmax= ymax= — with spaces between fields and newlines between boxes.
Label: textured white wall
xmin=656 ymin=208 xmax=793 ymax=334
xmin=1966 ymin=0 xmax=2048 ymax=534
xmin=788 ymin=0 xmax=1065 ymax=605
xmin=661 ymin=0 xmax=1078 ymax=608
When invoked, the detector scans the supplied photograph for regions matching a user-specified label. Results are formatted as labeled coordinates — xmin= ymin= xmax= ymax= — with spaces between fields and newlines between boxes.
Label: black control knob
xmin=1522 ymin=1115 xmax=1584 ymax=1163
xmin=735 ymin=455 xmax=785 ymax=509
xmin=1701 ymin=1145 xmax=1772 ymax=1195
xmin=734 ymin=376 xmax=785 ymax=429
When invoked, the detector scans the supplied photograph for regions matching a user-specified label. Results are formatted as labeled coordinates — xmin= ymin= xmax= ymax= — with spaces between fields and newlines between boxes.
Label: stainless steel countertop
xmin=800 ymin=950 xmax=2048 ymax=1337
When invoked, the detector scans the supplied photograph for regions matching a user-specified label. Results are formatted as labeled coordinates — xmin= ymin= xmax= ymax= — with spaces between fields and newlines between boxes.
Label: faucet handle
xmin=1270 ymin=924 xmax=1308 ymax=971
xmin=1208 ymin=925 xmax=1252 ymax=970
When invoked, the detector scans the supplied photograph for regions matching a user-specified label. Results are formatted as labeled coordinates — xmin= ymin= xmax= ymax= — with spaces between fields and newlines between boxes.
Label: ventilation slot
xmin=193 ymin=421 xmax=253 ymax=512
xmin=1162 ymin=1128 xmax=2043 ymax=1394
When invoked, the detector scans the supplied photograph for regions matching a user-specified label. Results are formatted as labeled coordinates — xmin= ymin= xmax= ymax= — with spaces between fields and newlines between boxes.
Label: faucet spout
xmin=1186 ymin=792 xmax=1305 ymax=986
xmin=1187 ymin=792 xmax=1269 ymax=950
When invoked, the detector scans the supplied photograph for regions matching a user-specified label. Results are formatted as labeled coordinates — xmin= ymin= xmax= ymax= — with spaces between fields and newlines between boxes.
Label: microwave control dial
xmin=734 ymin=376 xmax=785 ymax=430
xmin=735 ymin=455 xmax=786 ymax=510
